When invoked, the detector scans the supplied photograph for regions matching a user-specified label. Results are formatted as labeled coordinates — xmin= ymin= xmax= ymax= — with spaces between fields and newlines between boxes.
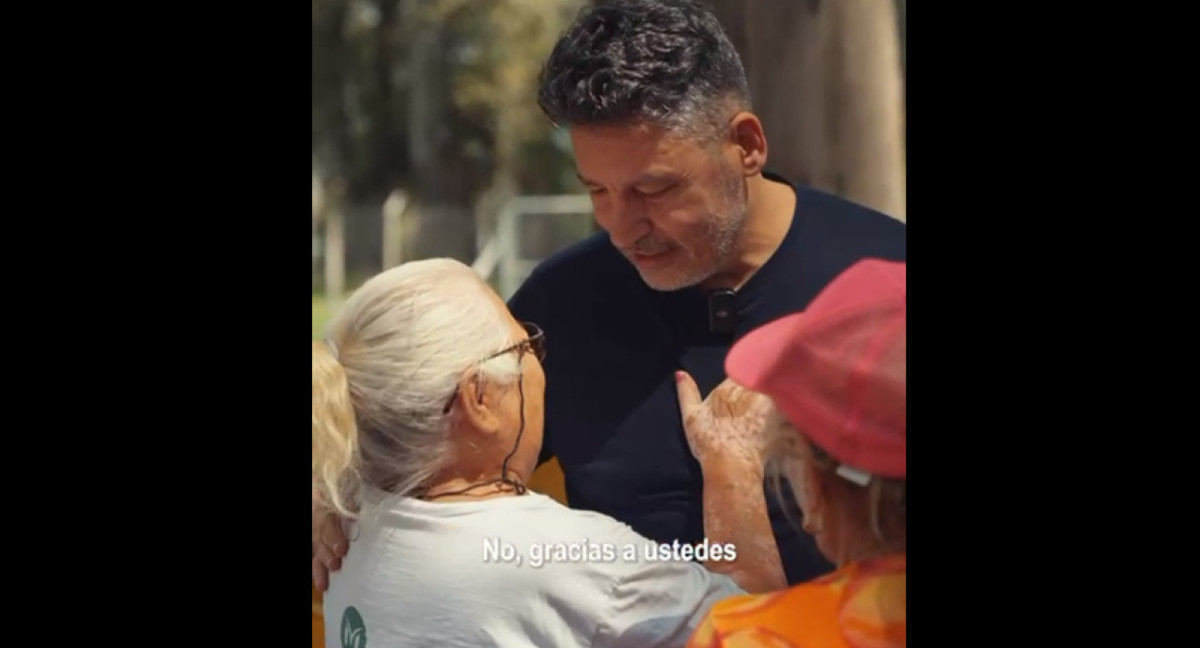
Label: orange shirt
xmin=686 ymin=554 xmax=906 ymax=648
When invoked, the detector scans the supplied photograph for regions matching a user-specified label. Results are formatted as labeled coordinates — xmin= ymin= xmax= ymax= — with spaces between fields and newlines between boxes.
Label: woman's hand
xmin=674 ymin=371 xmax=775 ymax=472
xmin=312 ymin=490 xmax=349 ymax=591
xmin=674 ymin=371 xmax=788 ymax=592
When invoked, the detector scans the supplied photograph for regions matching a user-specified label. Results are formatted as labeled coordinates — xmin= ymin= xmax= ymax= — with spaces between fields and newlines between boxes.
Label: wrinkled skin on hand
xmin=675 ymin=371 xmax=775 ymax=469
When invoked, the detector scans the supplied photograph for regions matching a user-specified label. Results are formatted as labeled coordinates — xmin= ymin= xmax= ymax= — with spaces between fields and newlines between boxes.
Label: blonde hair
xmin=312 ymin=259 xmax=522 ymax=519
xmin=765 ymin=411 xmax=906 ymax=550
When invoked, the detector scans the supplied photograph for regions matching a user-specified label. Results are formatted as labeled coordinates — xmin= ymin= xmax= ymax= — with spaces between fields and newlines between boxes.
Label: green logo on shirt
xmin=340 ymin=606 xmax=367 ymax=648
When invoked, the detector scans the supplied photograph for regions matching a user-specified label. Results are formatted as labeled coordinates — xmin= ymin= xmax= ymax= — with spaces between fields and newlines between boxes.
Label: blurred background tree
xmin=312 ymin=0 xmax=584 ymax=293
xmin=312 ymin=0 xmax=906 ymax=298
xmin=712 ymin=0 xmax=906 ymax=222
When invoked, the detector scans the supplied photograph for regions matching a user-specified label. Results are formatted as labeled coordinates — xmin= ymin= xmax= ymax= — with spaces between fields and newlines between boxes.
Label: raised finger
xmin=314 ymin=541 xmax=343 ymax=572
xmin=317 ymin=514 xmax=348 ymax=558
xmin=674 ymin=371 xmax=703 ymax=422
xmin=313 ymin=557 xmax=329 ymax=592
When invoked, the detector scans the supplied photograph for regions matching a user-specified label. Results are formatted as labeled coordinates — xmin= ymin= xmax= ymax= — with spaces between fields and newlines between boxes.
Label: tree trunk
xmin=401 ymin=0 xmax=477 ymax=263
xmin=312 ymin=0 xmax=352 ymax=184
xmin=372 ymin=0 xmax=402 ymax=191
xmin=713 ymin=0 xmax=906 ymax=221
xmin=324 ymin=180 xmax=347 ymax=303
xmin=827 ymin=0 xmax=905 ymax=221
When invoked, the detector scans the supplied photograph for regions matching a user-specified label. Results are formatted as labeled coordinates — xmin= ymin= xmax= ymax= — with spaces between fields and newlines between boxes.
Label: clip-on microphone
xmin=707 ymin=289 xmax=738 ymax=335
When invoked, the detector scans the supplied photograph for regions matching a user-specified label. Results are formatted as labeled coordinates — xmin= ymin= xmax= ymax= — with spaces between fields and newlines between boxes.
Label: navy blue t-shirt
xmin=506 ymin=173 xmax=906 ymax=585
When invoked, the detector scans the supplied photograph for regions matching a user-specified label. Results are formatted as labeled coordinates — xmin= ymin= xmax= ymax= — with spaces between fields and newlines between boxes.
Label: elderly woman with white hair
xmin=312 ymin=258 xmax=783 ymax=648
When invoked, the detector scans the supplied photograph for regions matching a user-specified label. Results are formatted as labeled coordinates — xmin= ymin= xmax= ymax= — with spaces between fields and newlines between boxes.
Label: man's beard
xmin=628 ymin=175 xmax=748 ymax=292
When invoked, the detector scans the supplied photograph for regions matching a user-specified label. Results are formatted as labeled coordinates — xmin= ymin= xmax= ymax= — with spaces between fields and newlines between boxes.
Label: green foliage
xmin=312 ymin=296 xmax=332 ymax=340
xmin=311 ymin=0 xmax=584 ymax=203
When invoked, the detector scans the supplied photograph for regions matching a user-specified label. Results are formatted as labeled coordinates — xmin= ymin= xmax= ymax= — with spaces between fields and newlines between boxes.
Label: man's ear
xmin=728 ymin=111 xmax=768 ymax=177
xmin=458 ymin=371 xmax=502 ymax=434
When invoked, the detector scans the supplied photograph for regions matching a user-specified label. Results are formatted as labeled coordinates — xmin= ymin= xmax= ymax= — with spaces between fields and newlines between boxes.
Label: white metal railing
xmin=313 ymin=187 xmax=593 ymax=305
xmin=491 ymin=194 xmax=593 ymax=299
xmin=471 ymin=234 xmax=502 ymax=280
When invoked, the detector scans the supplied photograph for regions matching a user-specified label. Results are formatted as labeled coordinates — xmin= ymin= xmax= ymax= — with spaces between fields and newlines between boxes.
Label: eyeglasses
xmin=487 ymin=322 xmax=546 ymax=364
xmin=442 ymin=322 xmax=546 ymax=414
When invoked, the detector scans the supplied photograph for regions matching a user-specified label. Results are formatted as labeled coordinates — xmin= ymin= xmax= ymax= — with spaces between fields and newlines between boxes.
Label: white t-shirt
xmin=324 ymin=491 xmax=745 ymax=648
